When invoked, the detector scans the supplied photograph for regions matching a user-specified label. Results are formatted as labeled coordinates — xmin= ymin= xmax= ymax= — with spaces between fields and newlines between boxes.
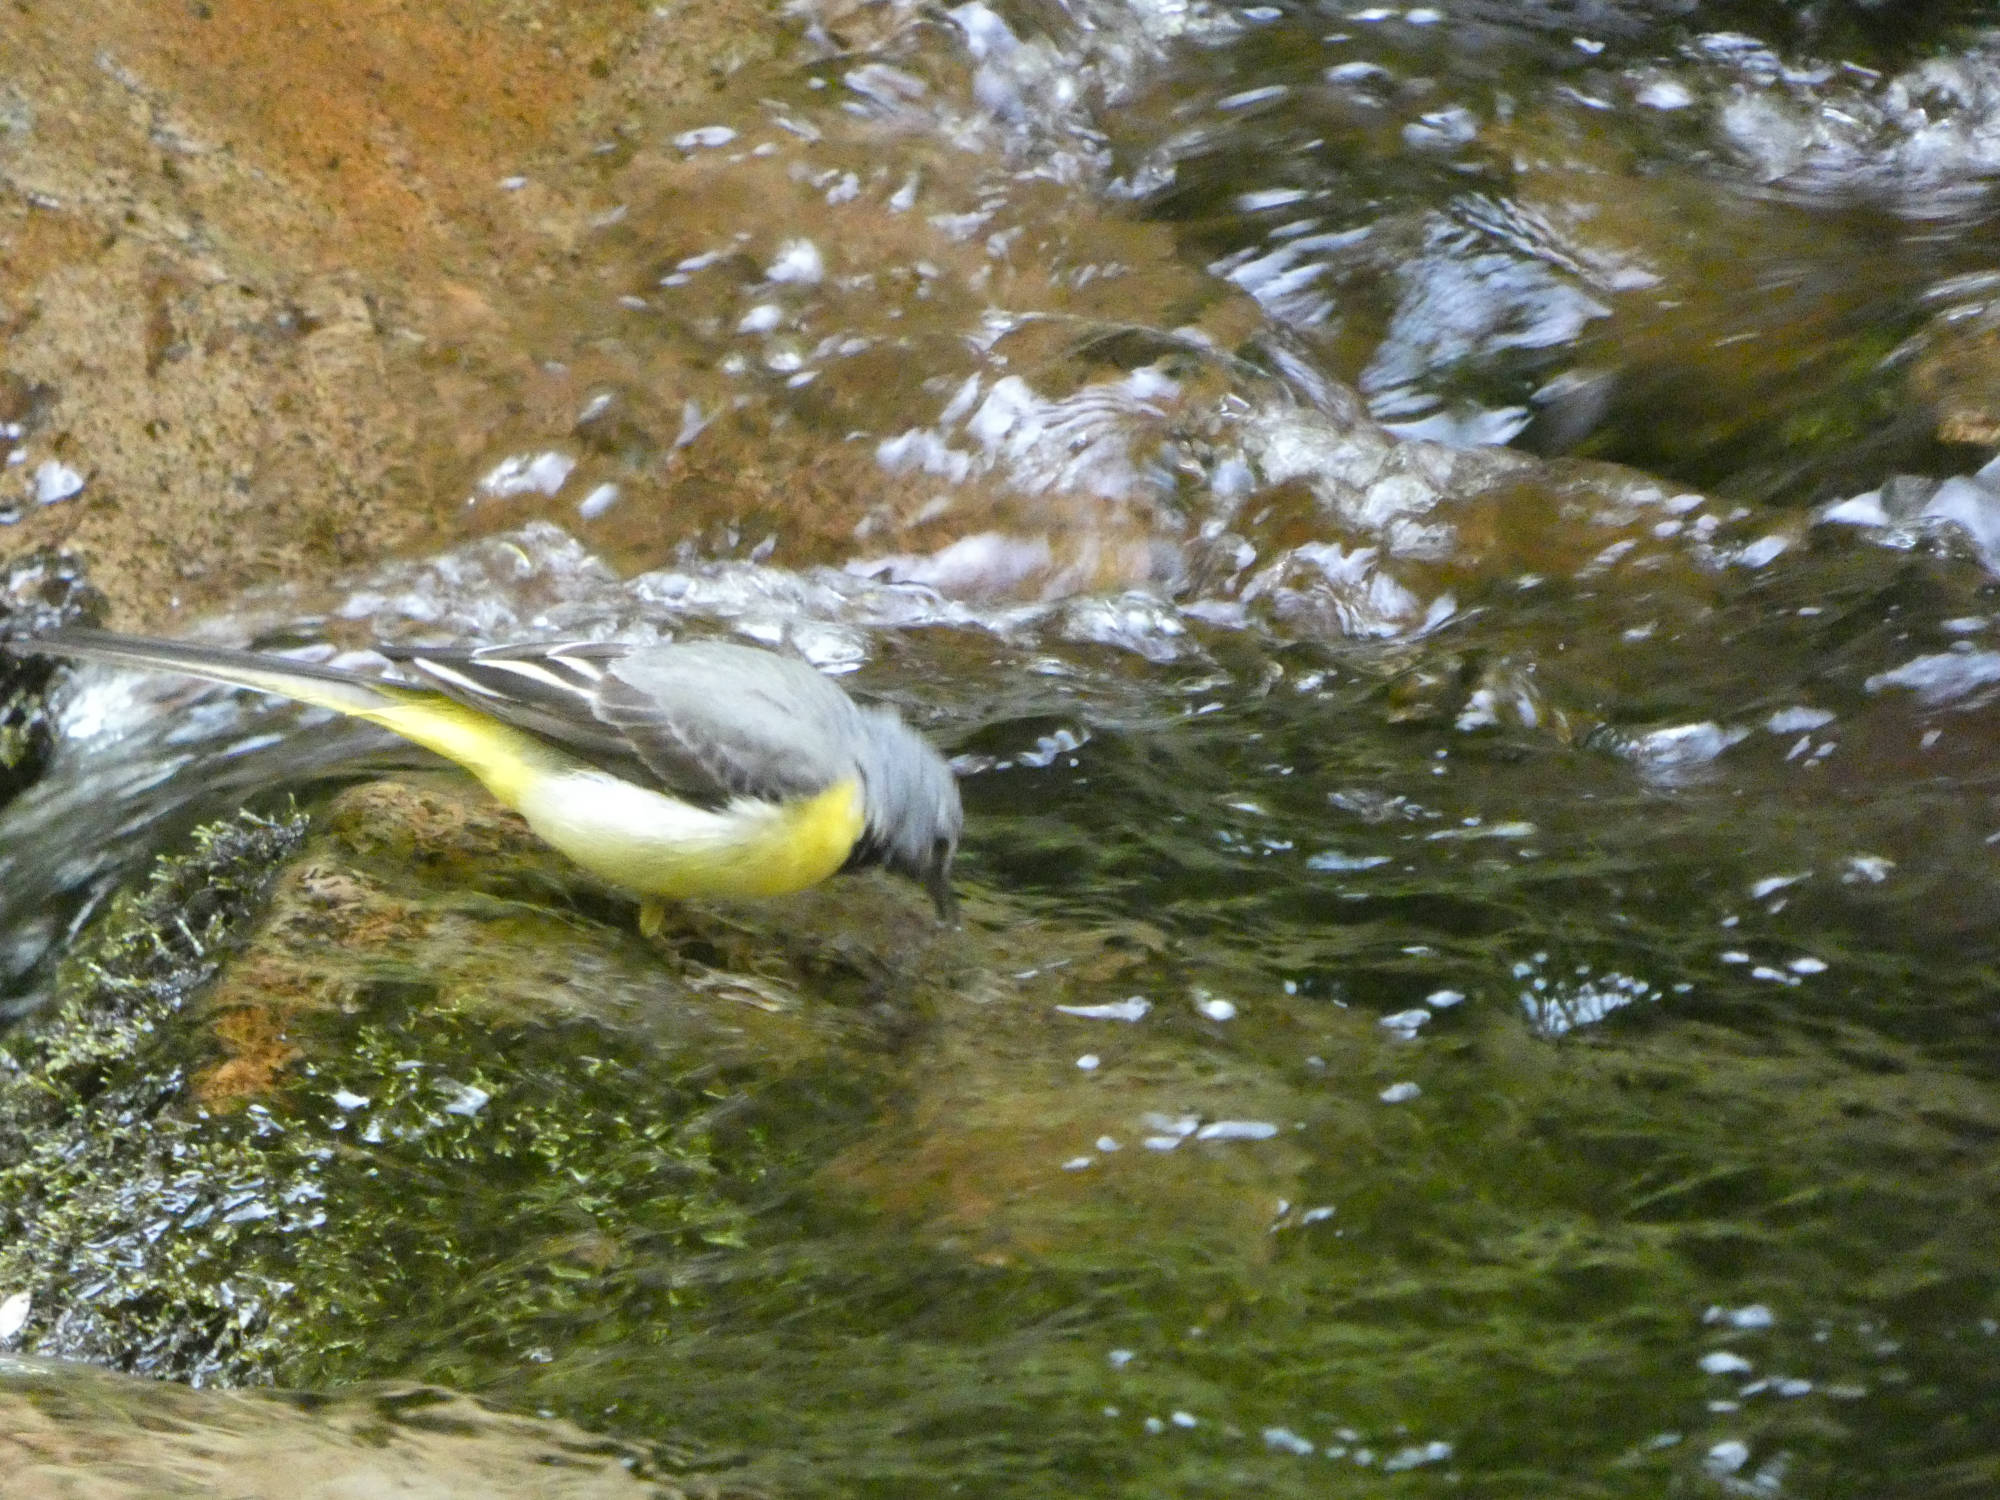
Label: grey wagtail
xmin=16 ymin=628 xmax=962 ymax=925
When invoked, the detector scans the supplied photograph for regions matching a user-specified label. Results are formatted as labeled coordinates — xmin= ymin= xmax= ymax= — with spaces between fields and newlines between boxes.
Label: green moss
xmin=0 ymin=801 xmax=848 ymax=1392
xmin=0 ymin=808 xmax=311 ymax=1378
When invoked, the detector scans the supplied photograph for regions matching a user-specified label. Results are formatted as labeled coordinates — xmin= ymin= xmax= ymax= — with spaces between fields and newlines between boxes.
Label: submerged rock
xmin=0 ymin=1353 xmax=685 ymax=1499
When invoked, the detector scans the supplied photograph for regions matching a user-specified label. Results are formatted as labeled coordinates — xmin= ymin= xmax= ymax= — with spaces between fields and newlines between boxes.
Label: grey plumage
xmin=389 ymin=638 xmax=963 ymax=913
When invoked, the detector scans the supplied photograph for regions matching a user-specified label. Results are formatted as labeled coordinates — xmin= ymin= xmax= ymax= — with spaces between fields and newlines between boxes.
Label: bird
xmin=13 ymin=627 xmax=963 ymax=929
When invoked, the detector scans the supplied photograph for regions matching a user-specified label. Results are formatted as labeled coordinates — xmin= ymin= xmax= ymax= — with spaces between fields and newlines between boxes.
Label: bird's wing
xmin=594 ymin=643 xmax=860 ymax=803
xmin=384 ymin=640 xmax=856 ymax=806
xmin=379 ymin=640 xmax=656 ymax=780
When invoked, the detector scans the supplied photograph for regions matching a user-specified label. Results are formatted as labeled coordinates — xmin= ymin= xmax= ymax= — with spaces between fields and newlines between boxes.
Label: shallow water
xmin=4 ymin=2 xmax=2000 ymax=1496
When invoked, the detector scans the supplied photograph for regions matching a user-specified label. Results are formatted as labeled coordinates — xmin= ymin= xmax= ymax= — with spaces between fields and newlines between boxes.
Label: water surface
xmin=3 ymin=2 xmax=2000 ymax=1496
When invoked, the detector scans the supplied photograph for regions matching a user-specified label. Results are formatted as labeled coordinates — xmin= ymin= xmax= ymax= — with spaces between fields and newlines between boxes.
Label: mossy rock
xmin=0 ymin=777 xmax=950 ymax=1393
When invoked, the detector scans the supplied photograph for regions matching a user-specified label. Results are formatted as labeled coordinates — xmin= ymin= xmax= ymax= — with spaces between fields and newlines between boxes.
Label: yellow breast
xmin=510 ymin=767 xmax=867 ymax=901
xmin=326 ymin=689 xmax=869 ymax=901
xmin=718 ymin=776 xmax=869 ymax=898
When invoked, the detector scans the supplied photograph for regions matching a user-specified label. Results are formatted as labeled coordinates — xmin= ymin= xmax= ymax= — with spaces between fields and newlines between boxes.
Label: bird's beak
xmin=926 ymin=860 xmax=958 ymax=925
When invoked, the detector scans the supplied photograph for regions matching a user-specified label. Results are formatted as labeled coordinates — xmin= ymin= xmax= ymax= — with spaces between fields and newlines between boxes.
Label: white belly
xmin=510 ymin=768 xmax=864 ymax=900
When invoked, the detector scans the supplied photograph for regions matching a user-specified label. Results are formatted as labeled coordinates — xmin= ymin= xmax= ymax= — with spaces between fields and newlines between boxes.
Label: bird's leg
xmin=639 ymin=896 xmax=669 ymax=939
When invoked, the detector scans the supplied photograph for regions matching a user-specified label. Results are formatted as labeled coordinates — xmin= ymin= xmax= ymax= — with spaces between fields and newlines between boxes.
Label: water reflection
xmin=1116 ymin=1 xmax=2000 ymax=497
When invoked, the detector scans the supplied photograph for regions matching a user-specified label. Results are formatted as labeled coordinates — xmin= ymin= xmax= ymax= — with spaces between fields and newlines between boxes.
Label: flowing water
xmin=4 ymin=2 xmax=2000 ymax=1496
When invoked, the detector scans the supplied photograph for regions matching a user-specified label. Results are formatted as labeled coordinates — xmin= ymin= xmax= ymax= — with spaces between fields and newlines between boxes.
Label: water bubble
xmin=476 ymin=451 xmax=574 ymax=500
xmin=1056 ymin=997 xmax=1151 ymax=1022
xmin=673 ymin=125 xmax=738 ymax=151
xmin=1193 ymin=1120 xmax=1279 ymax=1142
xmin=31 ymin=460 xmax=84 ymax=505
xmin=1704 ymin=1440 xmax=1751 ymax=1477
xmin=766 ymin=239 xmax=825 ymax=285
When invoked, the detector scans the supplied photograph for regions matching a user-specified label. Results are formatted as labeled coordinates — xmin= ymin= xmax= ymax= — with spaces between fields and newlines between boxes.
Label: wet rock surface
xmin=1 ymin=1353 xmax=694 ymax=1499
xmin=0 ymin=0 xmax=775 ymax=621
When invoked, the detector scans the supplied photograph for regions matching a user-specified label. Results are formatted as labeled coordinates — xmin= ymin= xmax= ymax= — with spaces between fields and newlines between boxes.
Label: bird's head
xmin=855 ymin=707 xmax=963 ymax=921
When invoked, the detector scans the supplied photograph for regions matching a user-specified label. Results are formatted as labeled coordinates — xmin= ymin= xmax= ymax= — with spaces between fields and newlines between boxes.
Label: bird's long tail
xmin=20 ymin=626 xmax=403 ymax=718
xmin=17 ymin=627 xmax=564 ymax=801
